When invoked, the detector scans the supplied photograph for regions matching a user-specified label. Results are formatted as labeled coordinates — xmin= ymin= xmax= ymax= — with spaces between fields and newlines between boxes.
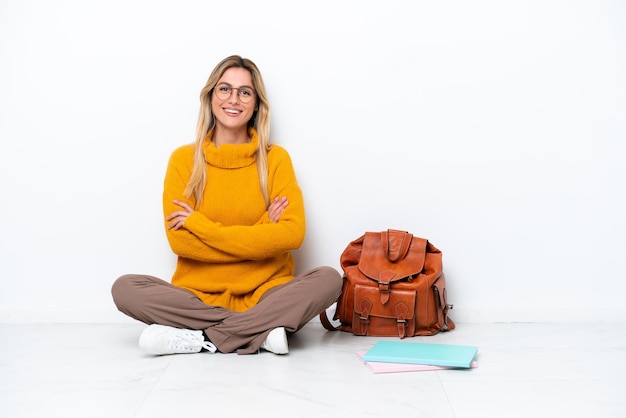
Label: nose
xmin=228 ymin=88 xmax=241 ymax=103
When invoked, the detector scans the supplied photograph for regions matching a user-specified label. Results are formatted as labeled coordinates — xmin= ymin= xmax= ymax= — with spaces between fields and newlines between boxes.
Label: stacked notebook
xmin=358 ymin=340 xmax=478 ymax=374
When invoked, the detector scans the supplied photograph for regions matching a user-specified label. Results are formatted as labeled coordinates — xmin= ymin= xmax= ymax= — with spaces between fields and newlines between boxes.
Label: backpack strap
xmin=319 ymin=309 xmax=339 ymax=331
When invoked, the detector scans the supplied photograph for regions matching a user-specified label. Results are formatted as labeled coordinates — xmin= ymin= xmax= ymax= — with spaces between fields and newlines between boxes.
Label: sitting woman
xmin=111 ymin=55 xmax=342 ymax=355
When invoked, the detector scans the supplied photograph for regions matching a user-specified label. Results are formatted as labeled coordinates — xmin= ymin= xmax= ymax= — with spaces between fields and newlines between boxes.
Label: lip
xmin=223 ymin=108 xmax=242 ymax=116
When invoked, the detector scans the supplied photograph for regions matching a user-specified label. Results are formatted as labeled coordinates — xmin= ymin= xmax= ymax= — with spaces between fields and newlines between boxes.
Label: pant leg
xmin=111 ymin=266 xmax=342 ymax=355
xmin=204 ymin=266 xmax=342 ymax=354
xmin=111 ymin=274 xmax=233 ymax=329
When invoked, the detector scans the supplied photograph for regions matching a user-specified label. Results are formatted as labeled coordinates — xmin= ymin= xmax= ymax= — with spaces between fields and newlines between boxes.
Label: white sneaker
xmin=260 ymin=327 xmax=288 ymax=354
xmin=139 ymin=324 xmax=217 ymax=355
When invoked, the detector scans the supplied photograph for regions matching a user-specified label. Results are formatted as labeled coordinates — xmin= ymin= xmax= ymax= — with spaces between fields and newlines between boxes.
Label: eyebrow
xmin=216 ymin=82 xmax=255 ymax=89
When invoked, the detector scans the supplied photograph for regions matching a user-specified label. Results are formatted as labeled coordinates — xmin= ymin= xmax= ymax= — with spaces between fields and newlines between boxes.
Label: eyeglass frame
xmin=212 ymin=82 xmax=257 ymax=103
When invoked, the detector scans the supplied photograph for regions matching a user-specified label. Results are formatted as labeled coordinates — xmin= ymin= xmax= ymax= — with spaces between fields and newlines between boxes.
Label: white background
xmin=1 ymin=0 xmax=624 ymax=323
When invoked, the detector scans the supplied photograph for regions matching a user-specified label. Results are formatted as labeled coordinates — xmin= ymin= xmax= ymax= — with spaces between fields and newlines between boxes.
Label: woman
xmin=112 ymin=55 xmax=342 ymax=355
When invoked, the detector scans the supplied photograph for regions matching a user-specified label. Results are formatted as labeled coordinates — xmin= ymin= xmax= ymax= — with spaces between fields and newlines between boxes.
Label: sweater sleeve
xmin=163 ymin=144 xmax=305 ymax=262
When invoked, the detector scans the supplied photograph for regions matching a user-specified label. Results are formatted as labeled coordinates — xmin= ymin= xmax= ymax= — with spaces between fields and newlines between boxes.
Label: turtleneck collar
xmin=203 ymin=128 xmax=259 ymax=169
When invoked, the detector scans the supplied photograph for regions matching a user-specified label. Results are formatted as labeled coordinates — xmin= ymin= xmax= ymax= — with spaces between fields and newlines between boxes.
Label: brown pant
xmin=111 ymin=266 xmax=342 ymax=354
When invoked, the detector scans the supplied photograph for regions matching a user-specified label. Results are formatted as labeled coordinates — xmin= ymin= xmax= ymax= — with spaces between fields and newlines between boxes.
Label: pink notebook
xmin=357 ymin=351 xmax=478 ymax=374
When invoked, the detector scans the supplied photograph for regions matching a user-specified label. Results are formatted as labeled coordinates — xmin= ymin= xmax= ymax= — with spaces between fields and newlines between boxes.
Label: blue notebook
xmin=362 ymin=341 xmax=478 ymax=368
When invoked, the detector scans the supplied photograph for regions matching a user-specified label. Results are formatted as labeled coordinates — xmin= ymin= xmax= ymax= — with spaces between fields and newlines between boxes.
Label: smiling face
xmin=211 ymin=67 xmax=257 ymax=140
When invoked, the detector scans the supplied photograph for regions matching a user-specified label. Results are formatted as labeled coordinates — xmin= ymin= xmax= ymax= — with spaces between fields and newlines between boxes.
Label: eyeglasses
xmin=213 ymin=83 xmax=256 ymax=103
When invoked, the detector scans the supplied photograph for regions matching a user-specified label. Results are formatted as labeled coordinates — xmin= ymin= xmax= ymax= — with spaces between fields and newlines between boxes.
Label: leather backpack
xmin=320 ymin=229 xmax=455 ymax=338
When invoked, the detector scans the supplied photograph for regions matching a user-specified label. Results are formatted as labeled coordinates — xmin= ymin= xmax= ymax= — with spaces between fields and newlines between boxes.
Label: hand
xmin=268 ymin=196 xmax=289 ymax=223
xmin=166 ymin=200 xmax=194 ymax=230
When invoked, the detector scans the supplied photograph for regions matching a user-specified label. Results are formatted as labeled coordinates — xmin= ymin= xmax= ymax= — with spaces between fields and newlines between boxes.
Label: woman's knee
xmin=111 ymin=274 xmax=139 ymax=309
xmin=314 ymin=266 xmax=343 ymax=292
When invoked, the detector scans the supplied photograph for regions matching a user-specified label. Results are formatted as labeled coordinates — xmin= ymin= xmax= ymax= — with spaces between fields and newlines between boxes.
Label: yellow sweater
xmin=163 ymin=129 xmax=305 ymax=312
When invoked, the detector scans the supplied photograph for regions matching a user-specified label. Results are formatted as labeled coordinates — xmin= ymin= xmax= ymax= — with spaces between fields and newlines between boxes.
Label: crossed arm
xmin=166 ymin=196 xmax=289 ymax=231
xmin=162 ymin=145 xmax=305 ymax=262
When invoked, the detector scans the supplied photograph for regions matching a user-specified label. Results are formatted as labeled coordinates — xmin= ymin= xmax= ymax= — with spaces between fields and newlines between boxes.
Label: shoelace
xmin=170 ymin=331 xmax=217 ymax=353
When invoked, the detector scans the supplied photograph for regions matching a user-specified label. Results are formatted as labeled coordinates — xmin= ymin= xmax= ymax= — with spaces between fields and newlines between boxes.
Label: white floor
xmin=2 ymin=320 xmax=625 ymax=418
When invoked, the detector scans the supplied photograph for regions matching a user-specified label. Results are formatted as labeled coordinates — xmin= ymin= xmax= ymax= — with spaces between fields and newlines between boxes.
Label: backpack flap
xmin=358 ymin=230 xmax=427 ymax=304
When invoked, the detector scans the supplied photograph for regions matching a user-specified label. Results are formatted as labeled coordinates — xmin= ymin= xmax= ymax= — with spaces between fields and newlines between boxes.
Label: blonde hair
xmin=184 ymin=55 xmax=272 ymax=207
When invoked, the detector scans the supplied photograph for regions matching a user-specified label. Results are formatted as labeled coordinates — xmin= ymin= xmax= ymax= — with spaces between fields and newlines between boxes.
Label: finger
xmin=173 ymin=200 xmax=193 ymax=212
xmin=169 ymin=217 xmax=187 ymax=230
xmin=167 ymin=212 xmax=188 ymax=228
xmin=166 ymin=211 xmax=184 ymax=221
xmin=272 ymin=196 xmax=288 ymax=208
xmin=269 ymin=207 xmax=286 ymax=223
xmin=268 ymin=206 xmax=281 ymax=222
